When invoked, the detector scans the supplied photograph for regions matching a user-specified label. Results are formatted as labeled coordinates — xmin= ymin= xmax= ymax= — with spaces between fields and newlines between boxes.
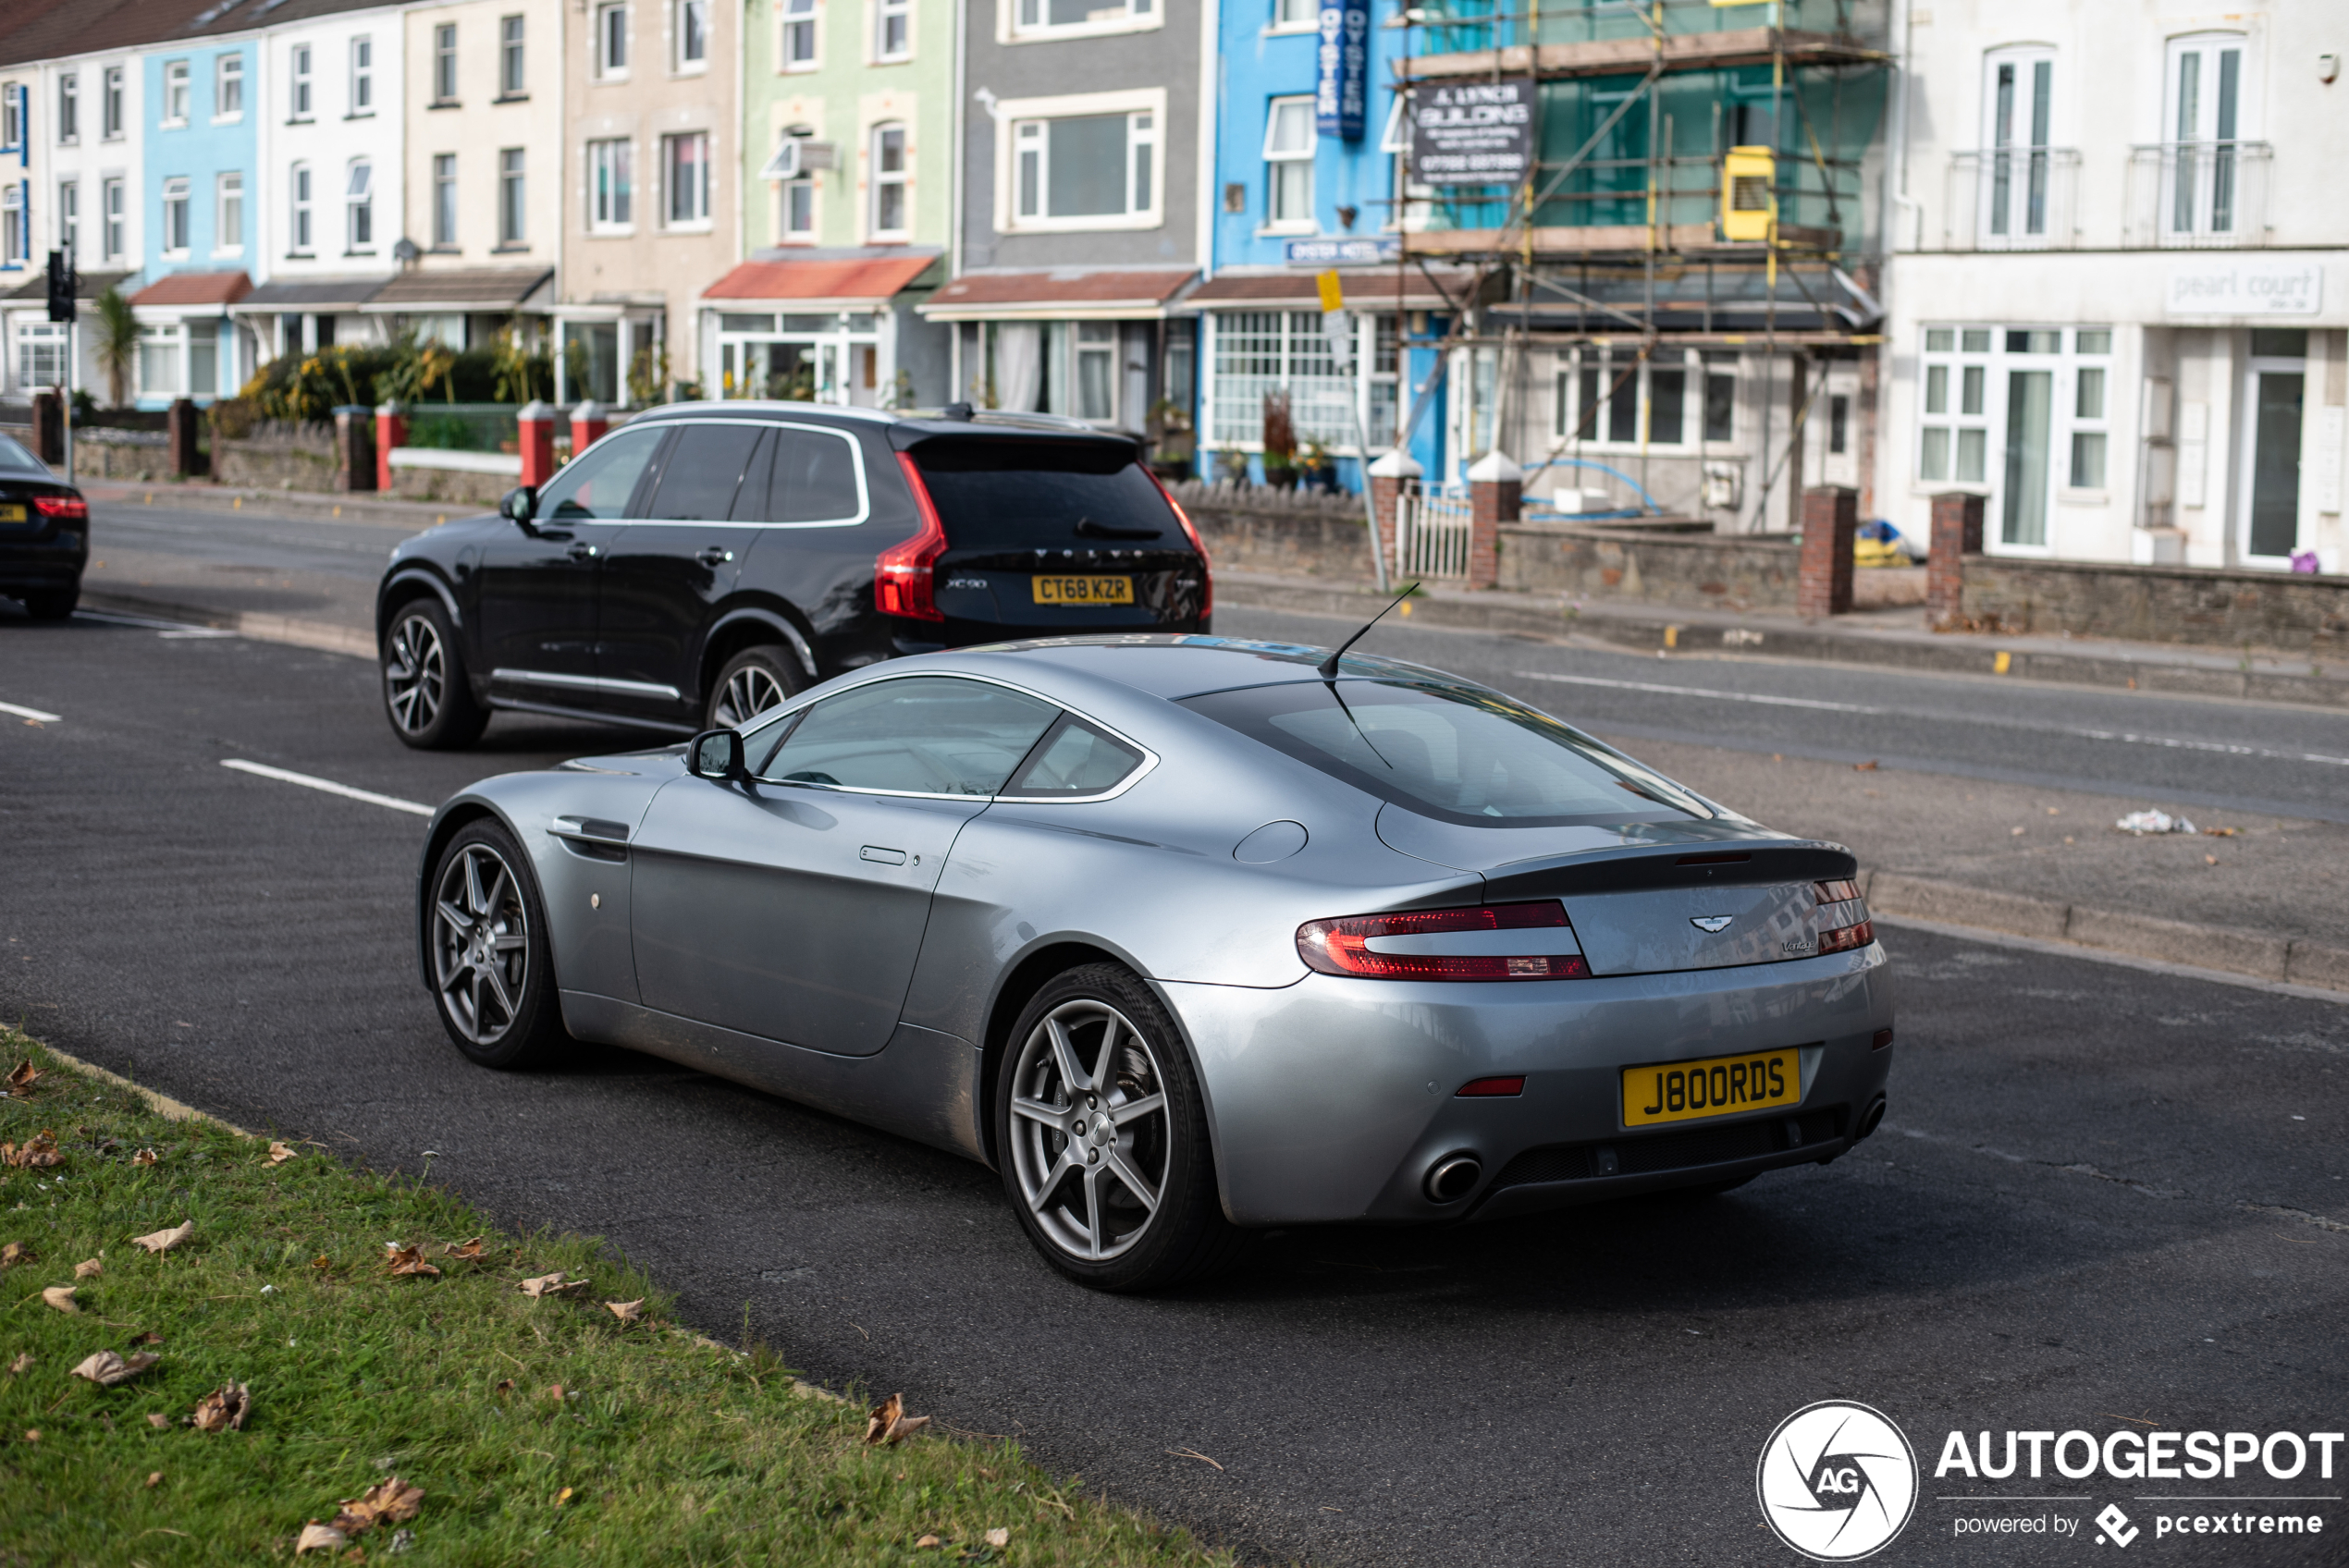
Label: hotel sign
xmin=1315 ymin=3 xmax=1369 ymax=141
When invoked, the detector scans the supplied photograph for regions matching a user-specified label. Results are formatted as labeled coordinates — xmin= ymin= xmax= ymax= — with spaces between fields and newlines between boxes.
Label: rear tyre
xmin=20 ymin=584 xmax=78 ymax=621
xmin=426 ymin=820 xmax=569 ymax=1070
xmin=995 ymin=963 xmax=1247 ymax=1292
xmin=706 ymin=643 xmax=804 ymax=729
xmin=382 ymin=598 xmax=487 ymax=750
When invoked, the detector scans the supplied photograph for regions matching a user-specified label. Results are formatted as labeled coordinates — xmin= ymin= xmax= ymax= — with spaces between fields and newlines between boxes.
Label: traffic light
xmin=44 ymin=248 xmax=75 ymax=324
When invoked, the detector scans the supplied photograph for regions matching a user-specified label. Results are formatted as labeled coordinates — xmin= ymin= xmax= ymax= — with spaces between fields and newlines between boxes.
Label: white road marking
xmin=157 ymin=628 xmax=238 ymax=640
xmin=1514 ymin=669 xmax=2349 ymax=768
xmin=1 ymin=700 xmax=63 ymax=722
xmin=220 ymin=758 xmax=433 ymax=817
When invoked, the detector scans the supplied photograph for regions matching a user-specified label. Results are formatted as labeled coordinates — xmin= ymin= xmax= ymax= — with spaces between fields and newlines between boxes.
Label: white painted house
xmin=0 ymin=47 xmax=144 ymax=399
xmin=1877 ymin=0 xmax=2344 ymax=572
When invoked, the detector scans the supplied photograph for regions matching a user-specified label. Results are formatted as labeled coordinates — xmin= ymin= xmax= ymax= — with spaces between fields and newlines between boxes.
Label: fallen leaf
xmin=147 ymin=1413 xmax=170 ymax=1429
xmin=22 ymin=1428 xmax=38 ymax=1442
xmin=73 ymin=1257 xmax=102 ymax=1280
xmin=41 ymin=1286 xmax=78 ymax=1314
xmin=0 ymin=1241 xmax=31 ymax=1268
xmin=130 ymin=1330 xmax=163 ymax=1346
xmin=382 ymin=1244 xmax=440 ymax=1279
xmin=71 ymin=1350 xmax=160 ymax=1387
xmin=188 ymin=1381 xmax=252 ymax=1433
xmin=556 ymin=1487 xmax=574 ymax=1506
xmin=130 ymin=1221 xmax=194 ymax=1255
xmin=2203 ymin=826 xmax=2239 ymax=838
xmin=331 ymin=1476 xmax=424 ymax=1535
xmin=146 ymin=1471 xmax=164 ymax=1487
xmin=265 ymin=1141 xmax=298 ymax=1166
xmin=8 ymin=1354 xmax=31 ymax=1375
xmin=1851 ymin=760 xmax=1878 ymax=772
xmin=311 ymin=1256 xmax=334 ymax=1270
xmin=293 ymin=1522 xmax=348 ymax=1556
xmin=865 ymin=1392 xmax=930 ymax=1447
xmin=2205 ymin=854 xmax=2219 ymax=865
xmin=493 ymin=1379 xmax=513 ymax=1396
xmin=1165 ymin=1447 xmax=1224 ymax=1470
xmin=986 ymin=1528 xmax=1011 ymax=1549
xmin=916 ymin=1536 xmax=944 ymax=1550
xmin=1 ymin=1130 xmax=62 ymax=1169
xmin=603 ymin=1299 xmax=644 ymax=1326
xmin=131 ymin=1148 xmax=158 ymax=1168
xmin=442 ymin=1237 xmax=486 ymax=1262
xmin=4 ymin=1060 xmax=40 ymax=1097
xmin=520 ymin=1272 xmax=587 ymax=1299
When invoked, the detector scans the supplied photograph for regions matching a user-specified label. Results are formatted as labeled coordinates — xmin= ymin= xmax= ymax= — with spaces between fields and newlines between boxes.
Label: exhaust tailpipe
xmin=1424 ymin=1153 xmax=1482 ymax=1205
xmin=1855 ymin=1096 xmax=1887 ymax=1142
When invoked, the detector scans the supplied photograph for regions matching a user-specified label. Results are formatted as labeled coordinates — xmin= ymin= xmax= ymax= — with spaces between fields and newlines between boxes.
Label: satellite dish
xmin=392 ymin=237 xmax=420 ymax=263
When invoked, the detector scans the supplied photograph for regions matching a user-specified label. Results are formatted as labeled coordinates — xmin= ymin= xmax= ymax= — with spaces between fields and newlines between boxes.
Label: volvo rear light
xmin=878 ymin=453 xmax=949 ymax=622
xmin=33 ymin=494 xmax=87 ymax=522
xmin=1143 ymin=465 xmax=1212 ymax=619
xmin=1814 ymin=879 xmax=1875 ymax=955
xmin=1297 ymin=901 xmax=1590 ymax=982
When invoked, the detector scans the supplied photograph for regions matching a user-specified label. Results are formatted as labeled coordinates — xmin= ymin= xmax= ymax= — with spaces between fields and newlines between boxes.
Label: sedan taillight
xmin=1814 ymin=878 xmax=1875 ymax=954
xmin=1297 ymin=901 xmax=1589 ymax=982
xmin=33 ymin=494 xmax=87 ymax=522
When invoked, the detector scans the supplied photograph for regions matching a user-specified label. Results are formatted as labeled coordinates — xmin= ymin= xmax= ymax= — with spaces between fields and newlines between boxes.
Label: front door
xmin=477 ymin=421 xmax=668 ymax=708
xmin=2243 ymin=347 xmax=2306 ymax=563
xmin=628 ymin=673 xmax=1064 ymax=1056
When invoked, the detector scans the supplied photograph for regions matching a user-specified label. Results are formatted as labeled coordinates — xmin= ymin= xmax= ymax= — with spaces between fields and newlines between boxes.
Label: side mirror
xmin=498 ymin=484 xmax=537 ymax=527
xmin=685 ymin=728 xmax=748 ymax=782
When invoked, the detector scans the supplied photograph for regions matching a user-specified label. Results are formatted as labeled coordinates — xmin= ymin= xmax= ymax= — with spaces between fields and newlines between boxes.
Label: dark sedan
xmin=0 ymin=431 xmax=88 ymax=621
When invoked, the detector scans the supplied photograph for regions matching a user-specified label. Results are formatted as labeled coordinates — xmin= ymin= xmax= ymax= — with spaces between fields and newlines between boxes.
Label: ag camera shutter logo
xmin=1757 ymin=1401 xmax=1919 ymax=1561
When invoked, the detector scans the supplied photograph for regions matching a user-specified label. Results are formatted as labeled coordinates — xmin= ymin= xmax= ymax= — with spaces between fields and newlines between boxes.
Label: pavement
xmin=0 ymin=610 xmax=2343 ymax=1568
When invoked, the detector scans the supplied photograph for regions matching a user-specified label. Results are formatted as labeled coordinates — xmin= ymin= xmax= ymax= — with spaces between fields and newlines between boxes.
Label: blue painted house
xmin=134 ymin=36 xmax=257 ymax=405
xmin=1190 ymin=0 xmax=1452 ymax=491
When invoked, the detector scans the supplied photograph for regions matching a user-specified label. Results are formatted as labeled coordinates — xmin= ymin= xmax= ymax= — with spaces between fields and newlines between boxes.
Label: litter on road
xmin=2115 ymin=810 xmax=2198 ymax=835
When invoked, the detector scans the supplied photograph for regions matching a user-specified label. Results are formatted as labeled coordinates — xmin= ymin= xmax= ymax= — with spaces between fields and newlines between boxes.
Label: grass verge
xmin=0 ymin=1028 xmax=1238 ymax=1566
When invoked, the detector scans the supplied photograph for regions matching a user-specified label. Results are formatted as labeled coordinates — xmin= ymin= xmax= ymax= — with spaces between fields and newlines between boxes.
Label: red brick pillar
xmin=30 ymin=388 xmax=61 ymax=465
xmin=333 ymin=405 xmax=376 ymax=492
xmin=517 ymin=400 xmax=556 ymax=489
xmin=167 ymin=398 xmax=202 ymax=477
xmin=1367 ymin=448 xmax=1421 ymax=586
xmin=570 ymin=399 xmax=608 ymax=457
xmin=1466 ymin=449 xmax=1520 ymax=591
xmin=1797 ymin=485 xmax=1857 ymax=619
xmin=1927 ymin=491 xmax=1985 ymax=629
xmin=375 ymin=402 xmax=407 ymax=495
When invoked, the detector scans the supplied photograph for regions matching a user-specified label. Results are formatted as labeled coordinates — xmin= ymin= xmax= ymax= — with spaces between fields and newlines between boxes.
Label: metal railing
xmin=2123 ymin=141 xmax=2271 ymax=249
xmin=1396 ymin=489 xmax=1475 ymax=582
xmin=1943 ymin=148 xmax=2080 ymax=251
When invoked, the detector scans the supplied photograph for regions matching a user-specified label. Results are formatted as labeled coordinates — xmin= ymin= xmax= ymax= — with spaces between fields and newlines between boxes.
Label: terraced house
xmin=707 ymin=0 xmax=956 ymax=406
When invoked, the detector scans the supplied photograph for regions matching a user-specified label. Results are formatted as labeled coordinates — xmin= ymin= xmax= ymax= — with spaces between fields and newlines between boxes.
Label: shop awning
xmin=129 ymin=271 xmax=252 ymax=309
xmin=235 ymin=276 xmax=390 ymax=312
xmin=703 ymin=253 xmax=942 ymax=310
xmin=1181 ymin=266 xmax=1478 ymax=314
xmin=918 ymin=268 xmax=1197 ymax=323
xmin=362 ymin=266 xmax=554 ymax=313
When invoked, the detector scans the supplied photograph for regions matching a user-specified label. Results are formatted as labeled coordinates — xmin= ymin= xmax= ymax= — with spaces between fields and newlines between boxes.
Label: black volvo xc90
xmin=373 ymin=404 xmax=1211 ymax=747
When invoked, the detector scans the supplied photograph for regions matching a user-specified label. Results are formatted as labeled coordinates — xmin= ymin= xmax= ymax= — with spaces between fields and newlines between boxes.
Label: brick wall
xmin=1962 ymin=557 xmax=2349 ymax=652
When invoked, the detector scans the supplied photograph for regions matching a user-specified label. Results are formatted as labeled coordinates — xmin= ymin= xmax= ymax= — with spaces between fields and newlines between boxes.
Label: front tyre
xmin=995 ymin=964 xmax=1244 ymax=1292
xmin=427 ymin=821 xmax=568 ymax=1069
xmin=382 ymin=598 xmax=487 ymax=750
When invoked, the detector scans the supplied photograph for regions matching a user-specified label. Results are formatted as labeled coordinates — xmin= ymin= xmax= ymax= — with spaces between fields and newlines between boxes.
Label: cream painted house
xmin=557 ymin=0 xmax=741 ymax=403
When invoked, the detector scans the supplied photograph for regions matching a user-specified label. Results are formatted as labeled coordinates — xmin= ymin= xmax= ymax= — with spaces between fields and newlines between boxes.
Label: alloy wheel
xmin=1008 ymin=998 xmax=1172 ymax=1262
xmin=385 ymin=613 xmax=446 ymax=735
xmin=431 ymin=843 xmax=531 ymax=1047
xmin=713 ymin=662 xmax=788 ymax=729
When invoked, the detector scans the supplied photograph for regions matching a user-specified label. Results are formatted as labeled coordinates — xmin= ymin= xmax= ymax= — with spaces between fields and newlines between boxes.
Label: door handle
xmin=696 ymin=547 xmax=735 ymax=567
xmin=858 ymin=845 xmax=908 ymax=865
xmin=567 ymin=542 xmax=599 ymax=560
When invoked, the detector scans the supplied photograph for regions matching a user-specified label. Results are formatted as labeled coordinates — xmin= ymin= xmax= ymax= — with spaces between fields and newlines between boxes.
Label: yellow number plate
xmin=1032 ymin=574 xmax=1134 ymax=606
xmin=1622 ymin=1048 xmax=1799 ymax=1128
xmin=0 ymin=504 xmax=23 ymax=524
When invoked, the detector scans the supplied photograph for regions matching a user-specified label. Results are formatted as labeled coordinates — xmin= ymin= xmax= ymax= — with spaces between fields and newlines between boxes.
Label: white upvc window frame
xmin=996 ymin=88 xmax=1164 ymax=234
xmin=674 ymin=0 xmax=710 ymax=71
xmin=1914 ymin=325 xmax=1994 ymax=492
xmin=433 ymin=22 xmax=460 ymax=103
xmin=289 ymin=161 xmax=314 ymax=254
xmin=1263 ymin=95 xmax=1316 ymax=233
xmin=432 ymin=152 xmax=458 ymax=247
xmin=588 ymin=137 xmax=635 ymax=232
xmin=1379 ymin=94 xmax=1433 ymax=233
xmin=1269 ymin=0 xmax=1316 ymax=33
xmin=345 ymin=159 xmax=375 ymax=252
xmin=2162 ymin=31 xmax=2254 ymax=242
xmin=664 ymin=129 xmax=712 ymax=228
xmin=1000 ymin=0 xmax=1159 ymax=44
xmin=161 ymin=176 xmax=191 ymax=256
xmin=103 ymin=66 xmax=125 ymax=140
xmin=349 ymin=34 xmax=374 ymax=116
xmin=1553 ymin=346 xmax=1704 ymax=452
xmin=56 ymin=178 xmax=78 ymax=261
xmin=2064 ymin=328 xmax=2112 ymax=496
xmin=873 ymin=0 xmax=912 ymax=62
xmin=288 ymin=44 xmax=312 ymax=120
xmin=498 ymin=147 xmax=527 ymax=246
xmin=215 ymin=168 xmax=243 ymax=254
xmin=1200 ymin=309 xmax=1396 ymax=456
xmin=163 ymin=59 xmax=191 ymax=127
xmin=596 ymin=3 xmax=631 ymax=79
xmin=781 ymin=0 xmax=819 ymax=69
xmin=0 ymin=183 xmax=24 ymax=267
xmin=867 ymin=120 xmax=908 ymax=239
xmin=56 ymin=70 xmax=77 ymax=144
xmin=102 ymin=176 xmax=125 ymax=259
xmin=499 ymin=15 xmax=527 ymax=96
xmin=214 ymin=51 xmax=243 ymax=121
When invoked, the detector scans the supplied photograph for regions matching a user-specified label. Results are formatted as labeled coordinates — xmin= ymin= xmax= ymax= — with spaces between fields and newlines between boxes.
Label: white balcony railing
xmin=2123 ymin=141 xmax=2271 ymax=249
xmin=1944 ymin=148 xmax=2081 ymax=251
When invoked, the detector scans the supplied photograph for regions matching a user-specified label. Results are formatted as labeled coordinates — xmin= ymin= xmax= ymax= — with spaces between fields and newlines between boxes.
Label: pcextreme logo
xmin=1757 ymin=1401 xmax=1921 ymax=1561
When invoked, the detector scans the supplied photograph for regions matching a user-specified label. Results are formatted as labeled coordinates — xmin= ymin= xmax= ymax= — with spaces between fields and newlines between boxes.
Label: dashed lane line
xmin=220 ymin=758 xmax=434 ymax=817
xmin=1 ymin=700 xmax=63 ymax=722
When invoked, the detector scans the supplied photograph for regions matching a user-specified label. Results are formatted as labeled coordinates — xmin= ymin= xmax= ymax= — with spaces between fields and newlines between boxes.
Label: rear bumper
xmin=0 ymin=532 xmax=88 ymax=589
xmin=1159 ymin=942 xmax=1895 ymax=1227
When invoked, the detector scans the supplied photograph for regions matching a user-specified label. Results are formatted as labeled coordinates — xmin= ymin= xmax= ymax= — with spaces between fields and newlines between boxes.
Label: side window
xmin=536 ymin=423 xmax=666 ymax=521
xmin=764 ymin=427 xmax=865 ymax=522
xmin=645 ymin=422 xmax=767 ymax=520
xmin=756 ymin=676 xmax=1059 ymax=796
xmin=1002 ymin=715 xmax=1145 ymax=798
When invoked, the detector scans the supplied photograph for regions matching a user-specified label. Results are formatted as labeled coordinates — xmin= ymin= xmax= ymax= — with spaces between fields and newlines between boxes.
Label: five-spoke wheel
xmin=707 ymin=644 xmax=802 ymax=730
xmin=426 ymin=822 xmax=566 ymax=1068
xmin=382 ymin=599 xmax=486 ymax=750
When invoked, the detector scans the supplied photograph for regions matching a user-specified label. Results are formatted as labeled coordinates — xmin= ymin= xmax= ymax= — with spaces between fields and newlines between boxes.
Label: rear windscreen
xmin=911 ymin=440 xmax=1182 ymax=552
xmin=1181 ymin=680 xmax=1715 ymax=827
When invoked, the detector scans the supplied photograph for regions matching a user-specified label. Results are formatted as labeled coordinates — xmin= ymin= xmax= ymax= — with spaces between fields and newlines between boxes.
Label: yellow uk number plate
xmin=1032 ymin=574 xmax=1134 ymax=606
xmin=0 ymin=504 xmax=24 ymax=524
xmin=1622 ymin=1048 xmax=1799 ymax=1128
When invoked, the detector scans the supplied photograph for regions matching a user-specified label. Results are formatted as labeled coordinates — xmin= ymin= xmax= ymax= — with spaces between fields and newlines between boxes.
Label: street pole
xmin=1320 ymin=276 xmax=1391 ymax=594
xmin=62 ymin=320 xmax=75 ymax=486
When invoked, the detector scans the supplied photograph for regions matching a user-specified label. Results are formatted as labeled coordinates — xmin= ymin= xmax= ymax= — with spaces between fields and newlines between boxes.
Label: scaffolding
xmin=1390 ymin=0 xmax=1891 ymax=528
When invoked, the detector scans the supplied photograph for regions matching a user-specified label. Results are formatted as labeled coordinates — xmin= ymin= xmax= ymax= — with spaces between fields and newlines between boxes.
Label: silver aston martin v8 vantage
xmin=416 ymin=635 xmax=1895 ymax=1291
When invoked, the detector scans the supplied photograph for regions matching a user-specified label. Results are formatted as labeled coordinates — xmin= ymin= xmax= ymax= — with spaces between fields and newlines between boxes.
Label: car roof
xmin=942 ymin=635 xmax=1483 ymax=704
xmin=625 ymin=402 xmax=1138 ymax=450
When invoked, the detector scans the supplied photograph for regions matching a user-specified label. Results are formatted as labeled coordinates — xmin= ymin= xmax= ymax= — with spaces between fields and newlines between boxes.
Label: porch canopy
xmin=917 ymin=268 xmax=1197 ymax=323
xmin=129 ymin=272 xmax=252 ymax=311
xmin=703 ymin=252 xmax=941 ymax=312
xmin=362 ymin=267 xmax=554 ymax=316
xmin=237 ymin=276 xmax=388 ymax=313
xmin=1179 ymin=266 xmax=1477 ymax=315
xmin=3 ymin=268 xmax=136 ymax=307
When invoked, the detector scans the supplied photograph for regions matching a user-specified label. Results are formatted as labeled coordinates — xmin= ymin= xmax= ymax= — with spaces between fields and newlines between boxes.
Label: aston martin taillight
xmin=878 ymin=453 xmax=949 ymax=622
xmin=1814 ymin=878 xmax=1875 ymax=954
xmin=1297 ymin=901 xmax=1589 ymax=982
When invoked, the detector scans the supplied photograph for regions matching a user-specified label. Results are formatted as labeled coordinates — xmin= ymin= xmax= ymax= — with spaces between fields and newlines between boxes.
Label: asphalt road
xmin=2 ymin=609 xmax=2344 ymax=1566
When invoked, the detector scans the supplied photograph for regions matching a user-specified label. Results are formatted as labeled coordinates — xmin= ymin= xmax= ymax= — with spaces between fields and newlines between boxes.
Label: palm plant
xmin=93 ymin=287 xmax=139 ymax=410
